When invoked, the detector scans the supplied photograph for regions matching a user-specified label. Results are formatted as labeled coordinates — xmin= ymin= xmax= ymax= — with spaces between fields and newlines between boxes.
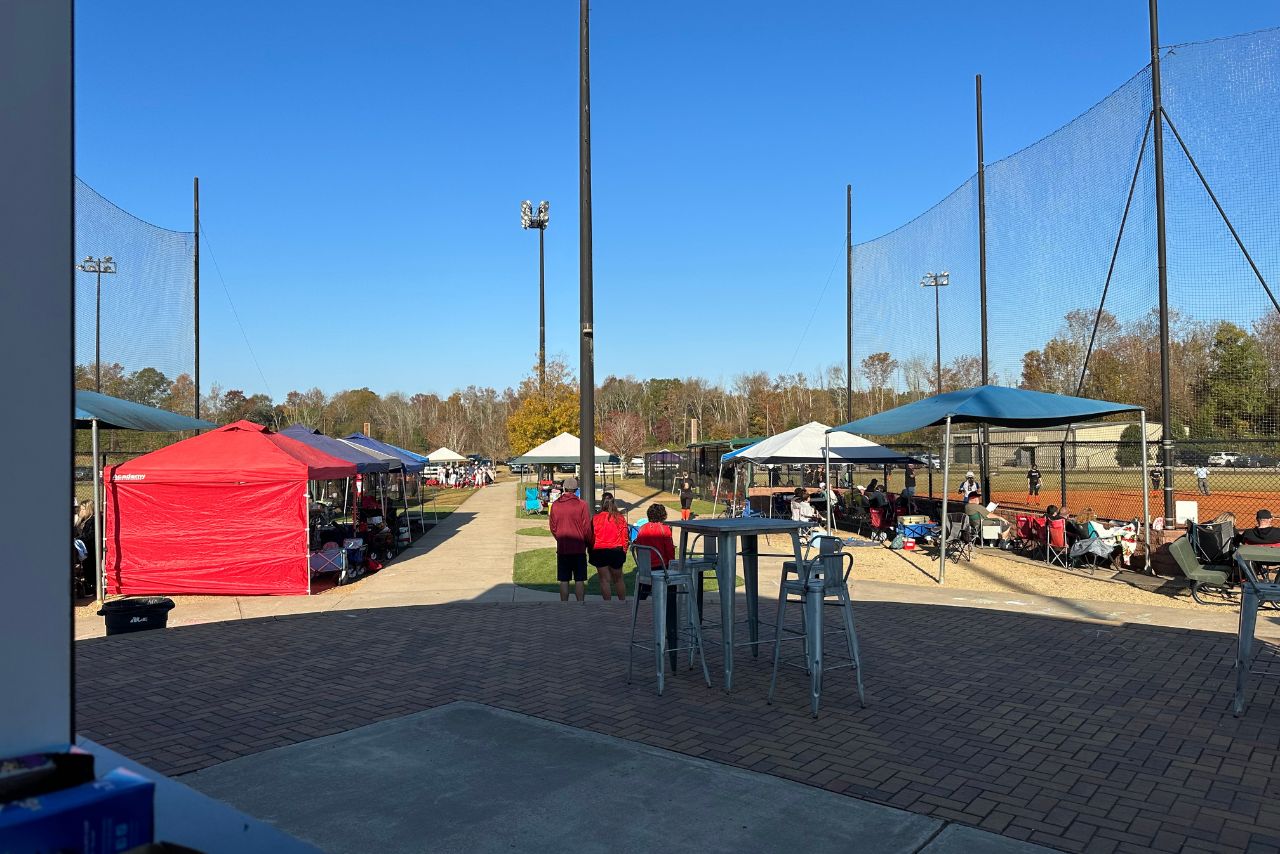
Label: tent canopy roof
xmin=723 ymin=422 xmax=921 ymax=465
xmin=509 ymin=432 xmax=619 ymax=465
xmin=830 ymin=386 xmax=1143 ymax=436
xmin=427 ymin=447 xmax=467 ymax=463
xmin=75 ymin=389 xmax=215 ymax=432
xmin=343 ymin=433 xmax=425 ymax=473
xmin=280 ymin=424 xmax=392 ymax=474
xmin=336 ymin=437 xmax=403 ymax=471
xmin=108 ymin=420 xmax=357 ymax=484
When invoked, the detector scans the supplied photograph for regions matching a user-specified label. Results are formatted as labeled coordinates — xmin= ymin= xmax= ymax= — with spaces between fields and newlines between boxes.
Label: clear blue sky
xmin=74 ymin=1 xmax=1277 ymax=399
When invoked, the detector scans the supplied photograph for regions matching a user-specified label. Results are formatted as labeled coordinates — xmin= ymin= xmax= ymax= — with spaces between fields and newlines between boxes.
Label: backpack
xmin=888 ymin=533 xmax=905 ymax=550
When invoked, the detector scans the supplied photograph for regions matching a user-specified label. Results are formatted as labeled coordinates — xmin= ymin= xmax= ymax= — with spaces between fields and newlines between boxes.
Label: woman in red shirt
xmin=589 ymin=493 xmax=631 ymax=601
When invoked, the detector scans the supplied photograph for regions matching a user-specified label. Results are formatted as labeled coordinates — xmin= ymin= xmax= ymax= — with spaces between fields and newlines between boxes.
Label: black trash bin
xmin=98 ymin=597 xmax=175 ymax=636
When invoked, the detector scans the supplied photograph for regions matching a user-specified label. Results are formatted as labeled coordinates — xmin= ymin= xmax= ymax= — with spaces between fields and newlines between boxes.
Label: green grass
xmin=517 ymin=526 xmax=553 ymax=537
xmin=513 ymin=547 xmax=742 ymax=595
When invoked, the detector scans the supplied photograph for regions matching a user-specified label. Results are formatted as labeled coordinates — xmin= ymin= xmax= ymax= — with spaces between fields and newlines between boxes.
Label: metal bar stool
xmin=768 ymin=534 xmax=865 ymax=716
xmin=627 ymin=544 xmax=712 ymax=695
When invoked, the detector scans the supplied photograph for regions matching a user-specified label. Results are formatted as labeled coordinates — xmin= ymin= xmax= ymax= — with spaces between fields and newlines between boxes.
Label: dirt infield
xmin=982 ymin=487 xmax=1275 ymax=524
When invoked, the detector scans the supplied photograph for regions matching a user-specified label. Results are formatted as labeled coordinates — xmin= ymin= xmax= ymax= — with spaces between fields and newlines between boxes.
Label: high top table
xmin=669 ymin=517 xmax=809 ymax=691
xmin=1233 ymin=544 xmax=1280 ymax=716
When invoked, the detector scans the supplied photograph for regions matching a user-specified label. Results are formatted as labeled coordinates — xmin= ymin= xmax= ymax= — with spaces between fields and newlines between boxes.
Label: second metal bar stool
xmin=627 ymin=544 xmax=712 ymax=695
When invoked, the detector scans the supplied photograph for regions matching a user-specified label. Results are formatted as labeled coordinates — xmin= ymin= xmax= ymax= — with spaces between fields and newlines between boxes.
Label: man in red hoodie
xmin=549 ymin=477 xmax=593 ymax=602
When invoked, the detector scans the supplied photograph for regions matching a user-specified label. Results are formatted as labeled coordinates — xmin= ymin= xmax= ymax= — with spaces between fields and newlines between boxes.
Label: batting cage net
xmin=850 ymin=27 xmax=1280 ymax=522
xmin=75 ymin=178 xmax=196 ymax=411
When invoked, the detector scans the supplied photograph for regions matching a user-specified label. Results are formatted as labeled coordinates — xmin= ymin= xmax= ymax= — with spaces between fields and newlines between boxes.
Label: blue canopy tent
xmin=75 ymin=390 xmax=215 ymax=604
xmin=827 ymin=385 xmax=1148 ymax=583
xmin=343 ymin=433 xmax=426 ymax=474
xmin=280 ymin=425 xmax=392 ymax=474
xmin=343 ymin=433 xmax=430 ymax=529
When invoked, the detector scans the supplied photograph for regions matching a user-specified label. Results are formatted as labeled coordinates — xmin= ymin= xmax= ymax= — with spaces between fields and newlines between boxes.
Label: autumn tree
xmin=507 ymin=358 xmax=579 ymax=454
xmin=860 ymin=352 xmax=897 ymax=413
xmin=600 ymin=412 xmax=645 ymax=475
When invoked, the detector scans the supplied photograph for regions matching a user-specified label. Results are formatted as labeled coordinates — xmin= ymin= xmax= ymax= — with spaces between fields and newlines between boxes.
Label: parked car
xmin=915 ymin=453 xmax=942 ymax=470
xmin=74 ymin=465 xmax=93 ymax=483
xmin=1207 ymin=452 xmax=1240 ymax=466
xmin=507 ymin=463 xmax=532 ymax=474
xmin=1178 ymin=449 xmax=1211 ymax=466
xmin=1230 ymin=454 xmax=1280 ymax=468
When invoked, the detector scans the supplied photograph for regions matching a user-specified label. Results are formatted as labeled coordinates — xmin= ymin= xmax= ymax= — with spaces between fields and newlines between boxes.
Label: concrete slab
xmin=184 ymin=702 xmax=1050 ymax=854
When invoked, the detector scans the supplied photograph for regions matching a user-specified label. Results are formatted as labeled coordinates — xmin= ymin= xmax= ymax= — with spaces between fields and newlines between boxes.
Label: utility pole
xmin=194 ymin=177 xmax=201 ymax=419
xmin=921 ymin=272 xmax=949 ymax=394
xmin=578 ymin=0 xmax=596 ymax=509
xmin=1149 ymin=0 xmax=1174 ymax=525
xmin=976 ymin=75 xmax=990 ymax=504
xmin=845 ymin=184 xmax=853 ymax=423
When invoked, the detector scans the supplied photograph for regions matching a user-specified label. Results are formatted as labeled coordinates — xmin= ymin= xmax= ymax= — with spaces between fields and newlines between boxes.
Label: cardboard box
xmin=0 ymin=767 xmax=154 ymax=853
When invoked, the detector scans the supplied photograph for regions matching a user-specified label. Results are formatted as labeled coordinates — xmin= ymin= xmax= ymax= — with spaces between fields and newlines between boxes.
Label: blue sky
xmin=75 ymin=1 xmax=1277 ymax=398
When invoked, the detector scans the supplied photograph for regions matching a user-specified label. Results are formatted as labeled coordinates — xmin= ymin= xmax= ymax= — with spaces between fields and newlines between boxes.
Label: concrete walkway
xmin=185 ymin=701 xmax=1050 ymax=854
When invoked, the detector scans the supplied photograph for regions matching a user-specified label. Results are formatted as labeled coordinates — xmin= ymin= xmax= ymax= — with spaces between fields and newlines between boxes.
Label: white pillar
xmin=939 ymin=416 xmax=953 ymax=584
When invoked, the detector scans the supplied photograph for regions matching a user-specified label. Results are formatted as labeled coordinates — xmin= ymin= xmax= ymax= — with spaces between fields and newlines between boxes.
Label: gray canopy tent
xmin=828 ymin=385 xmax=1147 ymax=583
xmin=75 ymin=390 xmax=214 ymax=603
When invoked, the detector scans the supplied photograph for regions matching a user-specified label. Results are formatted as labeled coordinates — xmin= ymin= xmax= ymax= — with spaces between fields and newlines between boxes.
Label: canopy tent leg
xmin=93 ymin=418 xmax=103 ymax=605
xmin=401 ymin=472 xmax=411 ymax=545
xmin=824 ymin=433 xmax=836 ymax=536
xmin=940 ymin=415 xmax=953 ymax=585
xmin=716 ymin=460 xmax=727 ymax=514
xmin=1140 ymin=410 xmax=1151 ymax=573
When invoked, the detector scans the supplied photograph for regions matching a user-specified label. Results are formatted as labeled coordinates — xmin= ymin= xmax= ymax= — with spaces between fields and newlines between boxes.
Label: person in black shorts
xmin=1027 ymin=465 xmax=1042 ymax=502
xmin=678 ymin=473 xmax=693 ymax=518
xmin=549 ymin=477 xmax=593 ymax=602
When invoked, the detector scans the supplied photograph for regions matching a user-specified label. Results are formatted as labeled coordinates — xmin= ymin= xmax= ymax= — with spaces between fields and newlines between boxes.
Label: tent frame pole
xmin=1140 ymin=410 xmax=1151 ymax=572
xmin=824 ymin=433 xmax=835 ymax=536
xmin=93 ymin=418 xmax=103 ymax=605
xmin=940 ymin=415 xmax=953 ymax=585
xmin=712 ymin=459 xmax=725 ymax=516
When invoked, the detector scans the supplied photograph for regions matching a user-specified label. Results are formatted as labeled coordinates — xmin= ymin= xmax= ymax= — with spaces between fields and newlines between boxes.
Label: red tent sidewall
xmin=105 ymin=478 xmax=308 ymax=596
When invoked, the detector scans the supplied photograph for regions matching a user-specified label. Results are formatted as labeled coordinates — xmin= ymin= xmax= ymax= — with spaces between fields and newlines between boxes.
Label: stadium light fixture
xmin=921 ymin=271 xmax=949 ymax=394
xmin=76 ymin=255 xmax=118 ymax=393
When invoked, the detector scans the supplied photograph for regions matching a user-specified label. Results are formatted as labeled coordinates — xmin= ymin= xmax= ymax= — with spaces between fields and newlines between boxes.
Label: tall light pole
xmin=76 ymin=255 xmax=117 ymax=392
xmin=921 ymin=271 xmax=949 ymax=394
xmin=520 ymin=200 xmax=550 ymax=392
xmin=578 ymin=0 xmax=596 ymax=509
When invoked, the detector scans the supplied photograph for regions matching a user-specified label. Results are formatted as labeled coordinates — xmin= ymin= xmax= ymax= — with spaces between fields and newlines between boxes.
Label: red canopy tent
xmin=103 ymin=420 xmax=358 ymax=596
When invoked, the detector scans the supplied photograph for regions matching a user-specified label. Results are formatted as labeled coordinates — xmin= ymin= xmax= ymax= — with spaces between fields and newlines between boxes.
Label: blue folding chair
xmin=523 ymin=487 xmax=545 ymax=515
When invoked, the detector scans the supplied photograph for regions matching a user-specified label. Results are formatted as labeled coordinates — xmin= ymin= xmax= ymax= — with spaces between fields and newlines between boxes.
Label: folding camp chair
xmin=1045 ymin=518 xmax=1069 ymax=568
xmin=933 ymin=513 xmax=973 ymax=563
xmin=1188 ymin=519 xmax=1235 ymax=567
xmin=523 ymin=487 xmax=545 ymax=515
xmin=1169 ymin=536 xmax=1235 ymax=605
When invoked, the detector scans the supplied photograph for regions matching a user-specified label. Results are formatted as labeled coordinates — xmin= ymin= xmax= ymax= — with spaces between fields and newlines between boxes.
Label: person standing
xmin=1027 ymin=464 xmax=1042 ymax=503
xmin=549 ymin=477 xmax=593 ymax=603
xmin=901 ymin=464 xmax=918 ymax=514
xmin=1195 ymin=464 xmax=1210 ymax=496
xmin=957 ymin=471 xmax=979 ymax=499
xmin=678 ymin=472 xmax=694 ymax=520
xmin=589 ymin=492 xmax=630 ymax=602
xmin=1150 ymin=467 xmax=1163 ymax=493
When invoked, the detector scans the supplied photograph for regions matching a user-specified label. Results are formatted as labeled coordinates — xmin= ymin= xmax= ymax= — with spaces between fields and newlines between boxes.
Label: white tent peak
xmin=725 ymin=421 xmax=920 ymax=465
xmin=510 ymin=432 xmax=619 ymax=465
xmin=427 ymin=447 xmax=467 ymax=463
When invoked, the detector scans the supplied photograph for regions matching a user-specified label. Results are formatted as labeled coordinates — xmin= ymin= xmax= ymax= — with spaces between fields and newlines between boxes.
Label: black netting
xmin=852 ymin=27 xmax=1280 ymax=447
xmin=75 ymin=178 xmax=196 ymax=408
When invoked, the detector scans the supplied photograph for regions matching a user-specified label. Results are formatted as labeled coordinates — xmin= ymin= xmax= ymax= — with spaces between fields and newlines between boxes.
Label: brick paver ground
xmin=77 ymin=600 xmax=1280 ymax=853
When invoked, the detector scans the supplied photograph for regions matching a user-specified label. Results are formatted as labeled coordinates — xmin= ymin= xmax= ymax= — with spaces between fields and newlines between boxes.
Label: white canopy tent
xmin=715 ymin=421 xmax=921 ymax=519
xmin=427 ymin=447 xmax=467 ymax=463
xmin=509 ymin=432 xmax=622 ymax=498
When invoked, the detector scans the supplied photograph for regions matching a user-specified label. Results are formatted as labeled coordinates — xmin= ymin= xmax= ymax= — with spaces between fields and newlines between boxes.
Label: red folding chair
xmin=1045 ymin=518 xmax=1069 ymax=567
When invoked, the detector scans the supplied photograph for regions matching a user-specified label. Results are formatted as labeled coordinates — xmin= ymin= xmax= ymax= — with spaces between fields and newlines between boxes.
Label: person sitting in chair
xmin=863 ymin=479 xmax=889 ymax=510
xmin=1241 ymin=509 xmax=1280 ymax=546
xmin=964 ymin=491 xmax=1013 ymax=543
xmin=790 ymin=487 xmax=823 ymax=526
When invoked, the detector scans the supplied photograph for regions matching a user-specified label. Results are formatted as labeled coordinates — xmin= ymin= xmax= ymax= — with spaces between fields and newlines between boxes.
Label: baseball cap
xmin=1259 ymin=509 xmax=1273 ymax=522
xmin=966 ymin=471 xmax=975 ymax=477
xmin=564 ymin=477 xmax=579 ymax=491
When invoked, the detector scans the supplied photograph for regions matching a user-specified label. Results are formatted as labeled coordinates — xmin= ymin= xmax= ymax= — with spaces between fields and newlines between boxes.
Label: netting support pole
xmin=193 ymin=176 xmax=201 ymax=420
xmin=1159 ymin=107 xmax=1280 ymax=318
xmin=845 ymin=183 xmax=853 ymax=423
xmin=1148 ymin=0 xmax=1175 ymax=526
xmin=578 ymin=0 xmax=597 ymax=512
xmin=976 ymin=73 xmax=991 ymax=506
